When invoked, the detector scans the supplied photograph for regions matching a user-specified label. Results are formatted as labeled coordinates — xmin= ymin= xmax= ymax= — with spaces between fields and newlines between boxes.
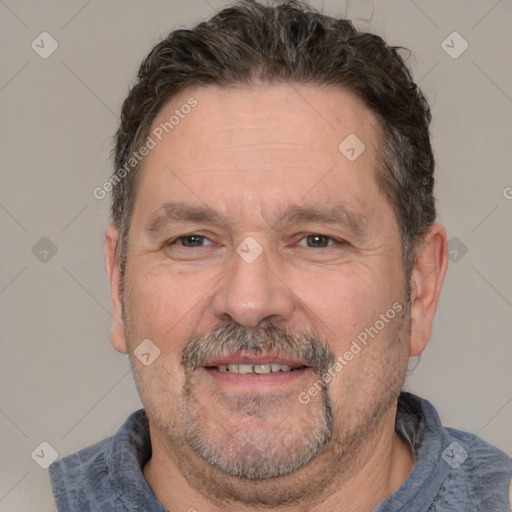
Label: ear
xmin=409 ymin=222 xmax=448 ymax=357
xmin=105 ymin=225 xmax=128 ymax=354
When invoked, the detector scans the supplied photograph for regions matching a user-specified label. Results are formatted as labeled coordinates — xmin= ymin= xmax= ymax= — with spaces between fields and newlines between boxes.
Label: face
xmin=111 ymin=83 xmax=415 ymax=502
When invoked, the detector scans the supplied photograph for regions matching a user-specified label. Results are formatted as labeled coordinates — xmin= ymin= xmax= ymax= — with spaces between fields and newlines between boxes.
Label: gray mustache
xmin=181 ymin=323 xmax=335 ymax=374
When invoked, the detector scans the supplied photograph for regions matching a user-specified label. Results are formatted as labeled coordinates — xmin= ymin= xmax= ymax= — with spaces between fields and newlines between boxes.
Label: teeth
xmin=238 ymin=364 xmax=253 ymax=374
xmin=254 ymin=364 xmax=271 ymax=374
xmin=215 ymin=363 xmax=299 ymax=374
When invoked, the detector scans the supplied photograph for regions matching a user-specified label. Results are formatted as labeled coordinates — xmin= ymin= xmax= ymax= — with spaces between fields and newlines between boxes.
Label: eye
xmin=169 ymin=234 xmax=212 ymax=247
xmin=297 ymin=234 xmax=339 ymax=248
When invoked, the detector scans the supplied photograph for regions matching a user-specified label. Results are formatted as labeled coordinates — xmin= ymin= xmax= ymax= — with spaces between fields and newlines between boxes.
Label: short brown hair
xmin=112 ymin=0 xmax=435 ymax=280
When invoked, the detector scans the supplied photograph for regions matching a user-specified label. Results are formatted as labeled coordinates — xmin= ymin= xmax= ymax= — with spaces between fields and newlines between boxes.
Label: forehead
xmin=147 ymin=82 xmax=380 ymax=162
xmin=133 ymin=82 xmax=388 ymax=227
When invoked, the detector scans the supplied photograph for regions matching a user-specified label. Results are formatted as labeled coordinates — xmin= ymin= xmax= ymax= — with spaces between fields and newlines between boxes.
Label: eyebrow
xmin=146 ymin=202 xmax=221 ymax=234
xmin=145 ymin=201 xmax=367 ymax=237
xmin=272 ymin=204 xmax=367 ymax=236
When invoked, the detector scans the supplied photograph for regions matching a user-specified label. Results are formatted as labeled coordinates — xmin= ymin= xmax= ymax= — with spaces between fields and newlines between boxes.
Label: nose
xmin=212 ymin=244 xmax=295 ymax=328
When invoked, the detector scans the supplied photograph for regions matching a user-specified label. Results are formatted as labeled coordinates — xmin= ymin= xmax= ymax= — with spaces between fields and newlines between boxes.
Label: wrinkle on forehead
xmin=183 ymin=144 xmax=337 ymax=175
xmin=136 ymin=83 xmax=383 ymax=225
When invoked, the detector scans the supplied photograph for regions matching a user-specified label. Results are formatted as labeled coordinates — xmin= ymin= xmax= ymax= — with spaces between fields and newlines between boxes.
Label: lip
xmin=200 ymin=365 xmax=314 ymax=390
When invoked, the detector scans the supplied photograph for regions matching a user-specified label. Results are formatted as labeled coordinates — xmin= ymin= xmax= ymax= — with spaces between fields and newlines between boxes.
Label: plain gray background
xmin=1 ymin=0 xmax=511 ymax=509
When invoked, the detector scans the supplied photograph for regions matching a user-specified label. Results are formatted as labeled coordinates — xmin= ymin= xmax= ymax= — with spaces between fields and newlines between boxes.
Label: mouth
xmin=206 ymin=362 xmax=308 ymax=374
xmin=200 ymin=353 xmax=313 ymax=387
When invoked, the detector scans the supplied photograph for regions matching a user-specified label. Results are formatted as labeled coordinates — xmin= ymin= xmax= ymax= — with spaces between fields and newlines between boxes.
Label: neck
xmin=143 ymin=406 xmax=413 ymax=512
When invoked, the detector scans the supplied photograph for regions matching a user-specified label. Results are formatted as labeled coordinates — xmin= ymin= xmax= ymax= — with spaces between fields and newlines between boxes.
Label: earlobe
xmin=409 ymin=223 xmax=448 ymax=357
xmin=105 ymin=225 xmax=128 ymax=354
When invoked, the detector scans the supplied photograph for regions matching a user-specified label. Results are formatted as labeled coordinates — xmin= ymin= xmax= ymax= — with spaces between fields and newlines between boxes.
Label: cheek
xmin=123 ymin=263 xmax=203 ymax=355
xmin=129 ymin=258 xmax=205 ymax=312
xmin=290 ymin=263 xmax=400 ymax=341
xmin=124 ymin=268 xmax=193 ymax=411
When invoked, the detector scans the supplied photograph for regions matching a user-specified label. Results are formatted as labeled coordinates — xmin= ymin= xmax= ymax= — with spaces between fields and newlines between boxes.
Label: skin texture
xmin=105 ymin=83 xmax=448 ymax=511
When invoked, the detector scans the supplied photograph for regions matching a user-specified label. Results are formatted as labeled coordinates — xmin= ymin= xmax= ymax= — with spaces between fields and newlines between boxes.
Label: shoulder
xmin=48 ymin=410 xmax=150 ymax=511
xmin=439 ymin=427 xmax=512 ymax=510
xmin=49 ymin=435 xmax=114 ymax=509
xmin=396 ymin=393 xmax=511 ymax=510
xmin=446 ymin=426 xmax=511 ymax=473
xmin=50 ymin=434 xmax=112 ymax=479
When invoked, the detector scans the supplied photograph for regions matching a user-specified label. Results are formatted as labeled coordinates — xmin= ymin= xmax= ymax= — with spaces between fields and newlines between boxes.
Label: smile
xmin=208 ymin=363 xmax=307 ymax=374
xmin=199 ymin=354 xmax=313 ymax=389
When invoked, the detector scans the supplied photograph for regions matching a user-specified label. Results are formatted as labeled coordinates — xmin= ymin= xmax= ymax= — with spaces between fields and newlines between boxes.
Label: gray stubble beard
xmin=181 ymin=369 xmax=334 ymax=480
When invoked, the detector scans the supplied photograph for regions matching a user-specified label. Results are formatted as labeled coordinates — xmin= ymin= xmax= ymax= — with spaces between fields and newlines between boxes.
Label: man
xmin=49 ymin=0 xmax=512 ymax=510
